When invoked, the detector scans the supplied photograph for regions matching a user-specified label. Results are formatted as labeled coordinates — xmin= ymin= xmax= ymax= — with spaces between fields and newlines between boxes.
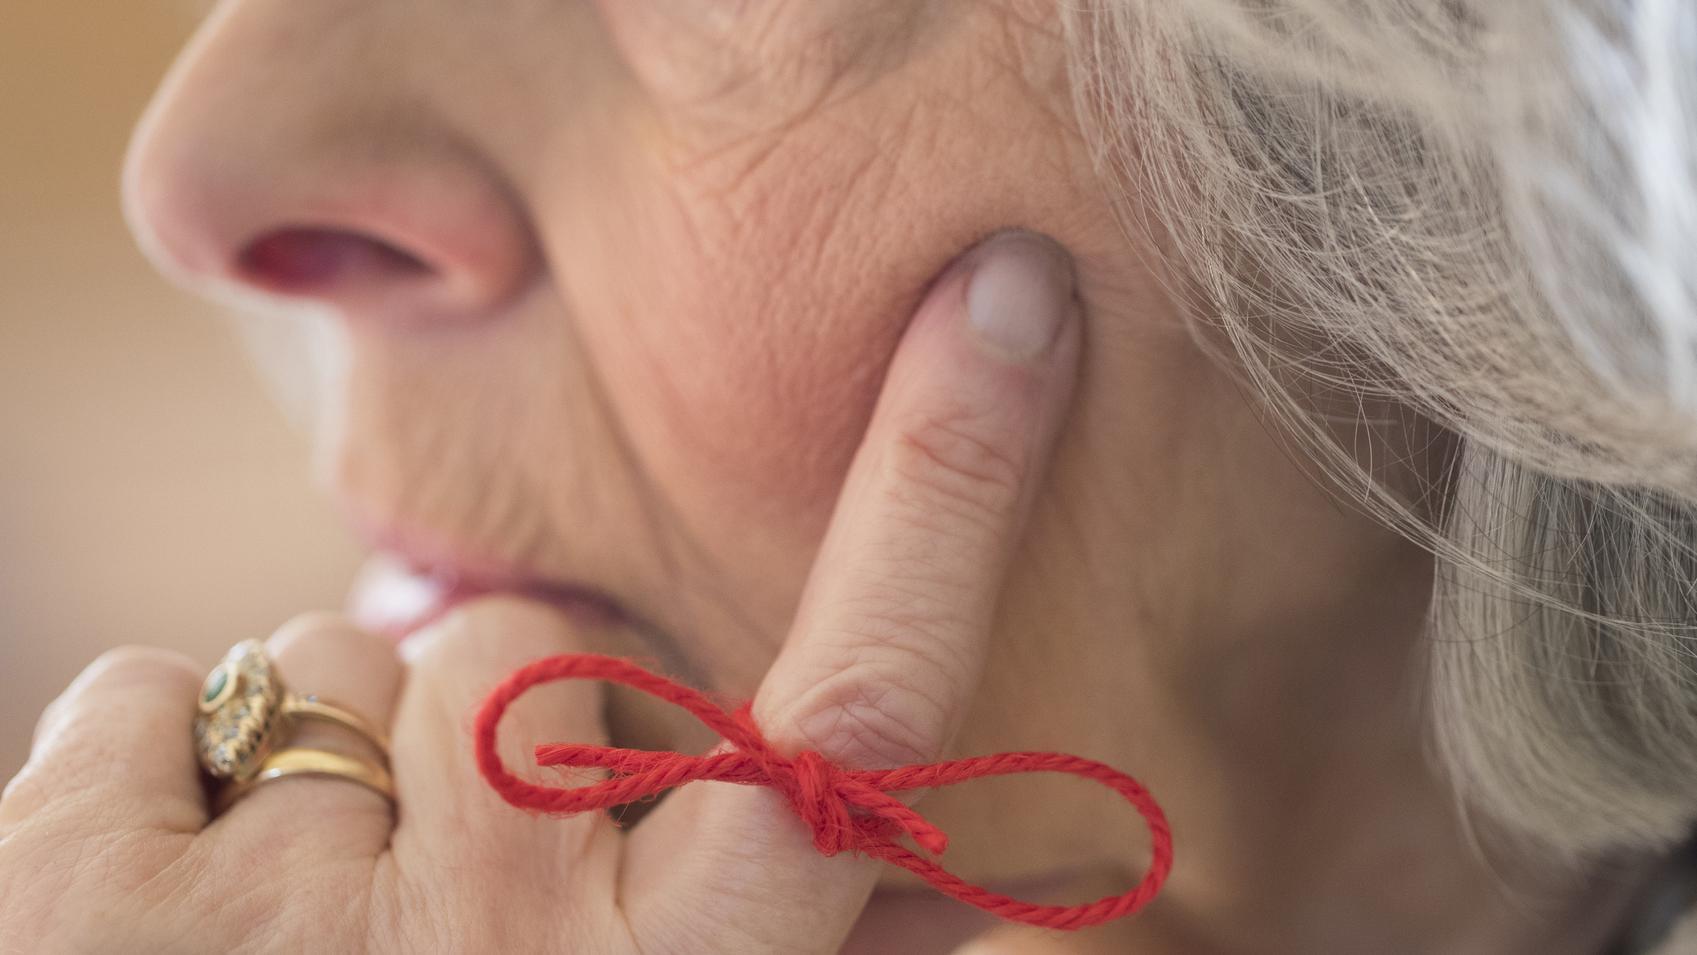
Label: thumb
xmin=625 ymin=231 xmax=1083 ymax=953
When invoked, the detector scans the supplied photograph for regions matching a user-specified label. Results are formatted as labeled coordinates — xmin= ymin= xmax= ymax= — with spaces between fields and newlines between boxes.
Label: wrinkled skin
xmin=0 ymin=0 xmax=1648 ymax=952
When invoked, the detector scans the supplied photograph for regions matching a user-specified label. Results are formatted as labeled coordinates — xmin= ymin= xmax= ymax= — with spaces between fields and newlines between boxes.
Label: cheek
xmin=558 ymin=135 xmax=954 ymax=592
xmin=539 ymin=32 xmax=1106 ymax=644
xmin=610 ymin=105 xmax=1031 ymax=506
xmin=631 ymin=193 xmax=921 ymax=525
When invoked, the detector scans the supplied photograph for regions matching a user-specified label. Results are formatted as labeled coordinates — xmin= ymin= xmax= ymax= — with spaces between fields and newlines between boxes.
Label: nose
xmin=121 ymin=7 xmax=537 ymax=325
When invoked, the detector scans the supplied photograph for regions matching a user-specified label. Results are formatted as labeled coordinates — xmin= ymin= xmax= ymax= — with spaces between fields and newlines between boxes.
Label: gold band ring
xmin=213 ymin=747 xmax=395 ymax=813
xmin=279 ymin=694 xmax=390 ymax=753
xmin=193 ymin=639 xmax=389 ymax=784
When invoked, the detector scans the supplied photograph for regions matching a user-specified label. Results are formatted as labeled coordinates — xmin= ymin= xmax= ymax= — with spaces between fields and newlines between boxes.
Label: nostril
xmin=236 ymin=227 xmax=435 ymax=297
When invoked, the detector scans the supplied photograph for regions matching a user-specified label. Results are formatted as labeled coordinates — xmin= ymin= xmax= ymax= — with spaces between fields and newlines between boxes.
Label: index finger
xmin=626 ymin=231 xmax=1082 ymax=952
xmin=761 ymin=231 xmax=1080 ymax=766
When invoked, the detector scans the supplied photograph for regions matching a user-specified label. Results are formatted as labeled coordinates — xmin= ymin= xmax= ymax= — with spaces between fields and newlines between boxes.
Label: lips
xmin=348 ymin=551 xmax=627 ymax=642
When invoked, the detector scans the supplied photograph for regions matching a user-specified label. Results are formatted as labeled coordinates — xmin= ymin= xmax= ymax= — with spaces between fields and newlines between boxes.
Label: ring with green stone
xmin=192 ymin=639 xmax=390 ymax=784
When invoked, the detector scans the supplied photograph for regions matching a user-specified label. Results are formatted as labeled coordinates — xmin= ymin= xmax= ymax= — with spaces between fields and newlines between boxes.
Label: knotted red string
xmin=475 ymin=654 xmax=1173 ymax=931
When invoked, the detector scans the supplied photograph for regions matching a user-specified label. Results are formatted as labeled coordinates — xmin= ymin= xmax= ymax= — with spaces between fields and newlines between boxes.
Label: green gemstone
xmin=201 ymin=667 xmax=229 ymax=705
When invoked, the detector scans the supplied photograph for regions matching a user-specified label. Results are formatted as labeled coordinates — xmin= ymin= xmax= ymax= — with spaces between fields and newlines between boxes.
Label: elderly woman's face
xmin=107 ymin=1 xmax=1580 ymax=947
xmin=127 ymin=1 xmax=1123 ymax=687
xmin=125 ymin=0 xmax=1203 ymax=899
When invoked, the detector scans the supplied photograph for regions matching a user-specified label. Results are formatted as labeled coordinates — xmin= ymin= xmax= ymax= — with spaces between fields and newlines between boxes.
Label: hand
xmin=0 ymin=231 xmax=1082 ymax=954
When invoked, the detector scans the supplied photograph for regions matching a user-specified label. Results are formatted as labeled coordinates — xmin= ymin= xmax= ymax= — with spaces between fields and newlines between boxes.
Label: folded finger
xmin=212 ymin=615 xmax=402 ymax=859
xmin=388 ymin=597 xmax=615 ymax=894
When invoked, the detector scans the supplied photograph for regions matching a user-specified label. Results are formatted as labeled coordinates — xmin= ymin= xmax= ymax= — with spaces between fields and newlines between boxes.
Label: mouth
xmin=334 ymin=500 xmax=636 ymax=642
xmin=348 ymin=551 xmax=631 ymax=642
xmin=337 ymin=510 xmax=708 ymax=691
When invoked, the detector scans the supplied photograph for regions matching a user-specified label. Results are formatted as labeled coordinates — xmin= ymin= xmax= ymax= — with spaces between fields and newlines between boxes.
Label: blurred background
xmin=0 ymin=7 xmax=360 ymax=778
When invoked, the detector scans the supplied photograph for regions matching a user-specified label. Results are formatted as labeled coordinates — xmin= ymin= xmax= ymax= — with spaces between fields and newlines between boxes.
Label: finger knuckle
xmin=34 ymin=646 xmax=196 ymax=751
xmin=81 ymin=645 xmax=200 ymax=693
xmin=401 ymin=609 xmax=484 ymax=671
xmin=29 ymin=695 xmax=69 ymax=752
xmin=788 ymin=652 xmax=959 ymax=768
xmin=0 ymin=763 xmax=50 ymax=825
xmin=41 ymin=648 xmax=199 ymax=746
xmin=405 ymin=595 xmax=582 ymax=673
xmin=885 ymin=406 xmax=1026 ymax=524
xmin=271 ymin=611 xmax=374 ymax=654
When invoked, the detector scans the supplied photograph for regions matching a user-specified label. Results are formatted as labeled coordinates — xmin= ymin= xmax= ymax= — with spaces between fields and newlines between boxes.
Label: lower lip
xmin=348 ymin=554 xmax=623 ymax=641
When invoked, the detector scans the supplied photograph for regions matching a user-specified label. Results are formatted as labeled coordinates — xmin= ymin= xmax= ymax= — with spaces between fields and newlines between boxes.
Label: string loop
xmin=475 ymin=653 xmax=1173 ymax=931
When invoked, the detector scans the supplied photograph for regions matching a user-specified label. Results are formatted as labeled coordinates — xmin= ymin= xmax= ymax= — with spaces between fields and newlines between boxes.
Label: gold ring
xmin=213 ymin=747 xmax=395 ymax=813
xmin=193 ymin=639 xmax=389 ymax=783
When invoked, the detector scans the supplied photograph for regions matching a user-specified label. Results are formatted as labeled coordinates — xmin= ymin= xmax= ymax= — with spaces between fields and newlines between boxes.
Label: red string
xmin=475 ymin=654 xmax=1173 ymax=931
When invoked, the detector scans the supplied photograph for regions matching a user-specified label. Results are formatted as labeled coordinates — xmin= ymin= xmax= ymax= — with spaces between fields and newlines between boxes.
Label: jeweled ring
xmin=193 ymin=639 xmax=390 ymax=783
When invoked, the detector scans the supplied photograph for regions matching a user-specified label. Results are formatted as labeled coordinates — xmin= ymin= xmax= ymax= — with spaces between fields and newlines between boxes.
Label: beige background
xmin=1 ymin=8 xmax=360 ymax=779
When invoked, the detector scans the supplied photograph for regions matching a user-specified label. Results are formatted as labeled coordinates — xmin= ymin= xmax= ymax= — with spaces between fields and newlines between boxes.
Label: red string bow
xmin=475 ymin=654 xmax=1173 ymax=931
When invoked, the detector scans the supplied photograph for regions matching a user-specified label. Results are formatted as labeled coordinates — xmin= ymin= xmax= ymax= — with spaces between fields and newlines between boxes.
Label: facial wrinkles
xmin=645 ymin=6 xmax=1043 ymax=461
xmin=325 ymin=291 xmax=649 ymax=599
xmin=555 ymin=167 xmax=893 ymax=671
xmin=596 ymin=0 xmax=936 ymax=136
xmin=328 ymin=327 xmax=545 ymax=571
xmin=495 ymin=22 xmax=938 ymax=662
xmin=283 ymin=0 xmax=1093 ymax=697
xmin=529 ymin=6 xmax=1096 ymax=683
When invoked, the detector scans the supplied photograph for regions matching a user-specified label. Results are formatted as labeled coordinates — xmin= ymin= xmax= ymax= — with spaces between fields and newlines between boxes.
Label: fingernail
xmin=964 ymin=231 xmax=1075 ymax=361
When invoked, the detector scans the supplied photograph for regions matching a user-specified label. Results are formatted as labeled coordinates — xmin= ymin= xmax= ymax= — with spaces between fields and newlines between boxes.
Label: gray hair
xmin=1062 ymin=0 xmax=1697 ymax=862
